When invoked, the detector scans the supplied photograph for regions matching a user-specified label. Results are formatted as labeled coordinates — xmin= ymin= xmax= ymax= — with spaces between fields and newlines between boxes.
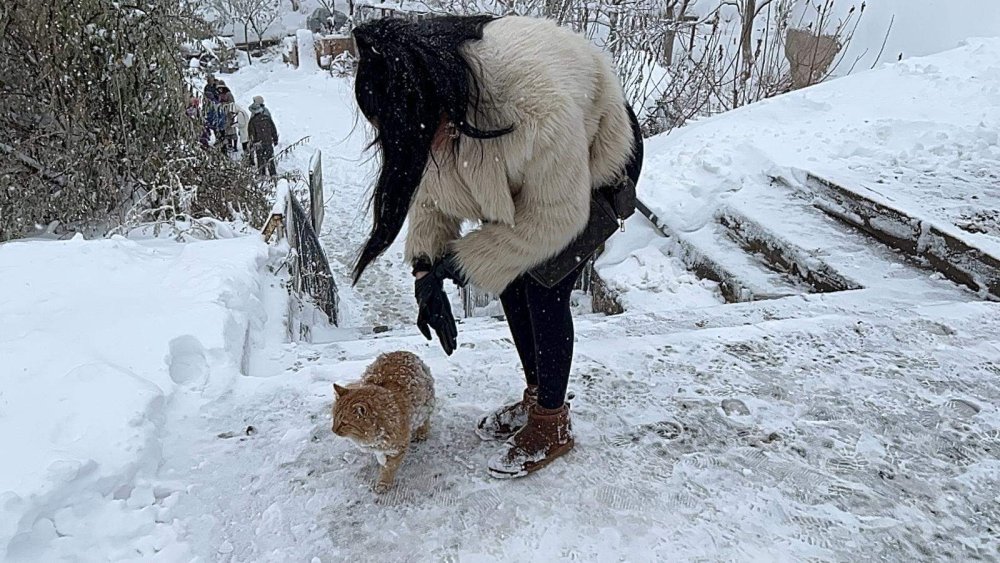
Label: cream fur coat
xmin=403 ymin=16 xmax=634 ymax=294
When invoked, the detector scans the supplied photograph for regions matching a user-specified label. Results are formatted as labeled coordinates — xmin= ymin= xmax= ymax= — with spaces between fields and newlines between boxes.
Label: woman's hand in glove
xmin=414 ymin=272 xmax=458 ymax=355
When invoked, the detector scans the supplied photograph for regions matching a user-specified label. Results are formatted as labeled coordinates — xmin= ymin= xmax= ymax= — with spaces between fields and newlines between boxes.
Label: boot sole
xmin=487 ymin=439 xmax=575 ymax=479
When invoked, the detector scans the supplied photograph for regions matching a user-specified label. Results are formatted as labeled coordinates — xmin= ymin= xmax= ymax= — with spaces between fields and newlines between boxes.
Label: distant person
xmin=247 ymin=95 xmax=279 ymax=176
xmin=203 ymin=74 xmax=219 ymax=102
xmin=216 ymin=81 xmax=238 ymax=152
xmin=185 ymin=96 xmax=211 ymax=148
xmin=202 ymin=76 xmax=227 ymax=147
xmin=235 ymin=103 xmax=251 ymax=153
xmin=185 ymin=96 xmax=201 ymax=120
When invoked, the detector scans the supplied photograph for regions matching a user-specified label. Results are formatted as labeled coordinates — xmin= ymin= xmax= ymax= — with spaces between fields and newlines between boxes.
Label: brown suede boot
xmin=487 ymin=403 xmax=574 ymax=479
xmin=475 ymin=386 xmax=537 ymax=441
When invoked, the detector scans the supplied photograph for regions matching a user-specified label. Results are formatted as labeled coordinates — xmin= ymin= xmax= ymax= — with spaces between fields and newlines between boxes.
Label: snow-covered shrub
xmin=0 ymin=0 xmax=270 ymax=241
xmin=208 ymin=0 xmax=283 ymax=50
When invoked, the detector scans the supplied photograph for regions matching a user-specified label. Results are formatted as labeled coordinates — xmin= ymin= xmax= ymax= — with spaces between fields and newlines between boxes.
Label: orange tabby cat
xmin=332 ymin=351 xmax=435 ymax=493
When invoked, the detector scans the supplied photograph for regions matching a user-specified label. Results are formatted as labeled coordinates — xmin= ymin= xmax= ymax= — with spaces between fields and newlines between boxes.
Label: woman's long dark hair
xmin=351 ymin=15 xmax=513 ymax=285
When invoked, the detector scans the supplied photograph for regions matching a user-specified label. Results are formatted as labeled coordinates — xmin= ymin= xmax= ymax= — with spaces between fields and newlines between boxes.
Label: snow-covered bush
xmin=208 ymin=0 xmax=284 ymax=50
xmin=0 ymin=0 xmax=270 ymax=241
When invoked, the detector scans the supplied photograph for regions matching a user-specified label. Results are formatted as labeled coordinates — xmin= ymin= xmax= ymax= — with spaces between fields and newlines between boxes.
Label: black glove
xmin=412 ymin=252 xmax=468 ymax=287
xmin=414 ymin=273 xmax=458 ymax=355
xmin=431 ymin=251 xmax=468 ymax=288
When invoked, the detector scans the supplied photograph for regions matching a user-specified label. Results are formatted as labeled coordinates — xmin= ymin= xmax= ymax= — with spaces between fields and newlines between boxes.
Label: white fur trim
xmin=404 ymin=16 xmax=634 ymax=292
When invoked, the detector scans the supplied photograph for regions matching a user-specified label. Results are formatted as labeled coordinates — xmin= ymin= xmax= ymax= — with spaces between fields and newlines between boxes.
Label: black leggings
xmin=499 ymin=267 xmax=582 ymax=410
xmin=497 ymin=103 xmax=644 ymax=410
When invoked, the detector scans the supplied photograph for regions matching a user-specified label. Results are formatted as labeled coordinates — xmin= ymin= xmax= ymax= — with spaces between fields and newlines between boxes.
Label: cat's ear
xmin=333 ymin=384 xmax=349 ymax=398
xmin=354 ymin=404 xmax=367 ymax=417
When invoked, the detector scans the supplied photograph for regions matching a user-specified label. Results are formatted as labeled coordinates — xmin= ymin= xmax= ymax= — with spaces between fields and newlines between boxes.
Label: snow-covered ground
xmin=3 ymin=38 xmax=1000 ymax=562
xmin=0 ymin=235 xmax=276 ymax=560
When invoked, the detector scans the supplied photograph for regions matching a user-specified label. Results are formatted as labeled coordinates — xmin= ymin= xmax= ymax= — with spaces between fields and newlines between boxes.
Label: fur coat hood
xmin=404 ymin=16 xmax=635 ymax=294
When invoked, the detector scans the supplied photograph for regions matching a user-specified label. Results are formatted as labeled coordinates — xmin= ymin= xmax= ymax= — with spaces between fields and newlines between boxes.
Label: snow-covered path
xmin=224 ymin=64 xmax=416 ymax=330
xmin=163 ymin=294 xmax=1000 ymax=561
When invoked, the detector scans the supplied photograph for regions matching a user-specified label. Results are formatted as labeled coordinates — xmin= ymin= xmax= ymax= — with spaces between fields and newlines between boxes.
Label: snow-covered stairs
xmin=637 ymin=203 xmax=813 ymax=303
xmin=633 ymin=171 xmax=987 ymax=309
xmin=720 ymin=179 xmax=975 ymax=302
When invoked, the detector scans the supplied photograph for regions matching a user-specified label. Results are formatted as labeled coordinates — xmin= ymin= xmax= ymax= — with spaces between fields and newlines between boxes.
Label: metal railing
xmin=286 ymin=190 xmax=339 ymax=326
xmin=262 ymin=149 xmax=339 ymax=338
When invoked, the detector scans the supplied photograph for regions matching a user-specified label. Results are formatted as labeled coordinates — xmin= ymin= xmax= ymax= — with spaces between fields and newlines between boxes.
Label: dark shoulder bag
xmin=528 ymin=104 xmax=644 ymax=288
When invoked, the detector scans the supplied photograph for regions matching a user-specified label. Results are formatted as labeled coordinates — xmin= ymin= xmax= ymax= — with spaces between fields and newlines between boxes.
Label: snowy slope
xmin=637 ymin=37 xmax=1000 ymax=247
xmin=0 ymin=235 xmax=274 ymax=560
xmin=164 ymin=48 xmax=997 ymax=561
xmin=156 ymin=295 xmax=1000 ymax=561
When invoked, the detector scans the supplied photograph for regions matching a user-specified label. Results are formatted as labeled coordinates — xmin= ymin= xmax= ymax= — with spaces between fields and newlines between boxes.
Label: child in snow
xmin=349 ymin=16 xmax=643 ymax=478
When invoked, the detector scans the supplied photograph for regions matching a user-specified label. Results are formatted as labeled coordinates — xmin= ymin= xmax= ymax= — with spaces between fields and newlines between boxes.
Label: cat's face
xmin=332 ymin=384 xmax=385 ymax=444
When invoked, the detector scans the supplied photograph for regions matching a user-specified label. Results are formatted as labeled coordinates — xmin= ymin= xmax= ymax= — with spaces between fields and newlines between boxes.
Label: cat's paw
xmin=373 ymin=480 xmax=393 ymax=494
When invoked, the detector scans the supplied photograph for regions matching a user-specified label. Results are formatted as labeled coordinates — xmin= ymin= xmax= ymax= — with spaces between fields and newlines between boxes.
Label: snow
xmin=0 ymin=234 xmax=273 ymax=560
xmin=595 ymin=215 xmax=723 ymax=311
xmin=4 ymin=32 xmax=1000 ymax=562
xmin=295 ymin=29 xmax=320 ymax=72
xmin=638 ymin=38 xmax=1000 ymax=250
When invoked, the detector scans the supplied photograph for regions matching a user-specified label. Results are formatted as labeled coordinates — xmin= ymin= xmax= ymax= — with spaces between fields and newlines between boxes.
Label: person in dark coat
xmin=247 ymin=95 xmax=279 ymax=176
xmin=203 ymin=74 xmax=219 ymax=102
xmin=202 ymin=76 xmax=227 ymax=147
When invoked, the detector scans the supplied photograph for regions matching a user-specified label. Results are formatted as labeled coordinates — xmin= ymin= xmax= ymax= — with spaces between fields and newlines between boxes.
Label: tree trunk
xmin=740 ymin=0 xmax=756 ymax=72
xmin=543 ymin=0 xmax=560 ymax=19
xmin=662 ymin=10 xmax=676 ymax=66
xmin=244 ymin=22 xmax=252 ymax=65
xmin=606 ymin=0 xmax=622 ymax=60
